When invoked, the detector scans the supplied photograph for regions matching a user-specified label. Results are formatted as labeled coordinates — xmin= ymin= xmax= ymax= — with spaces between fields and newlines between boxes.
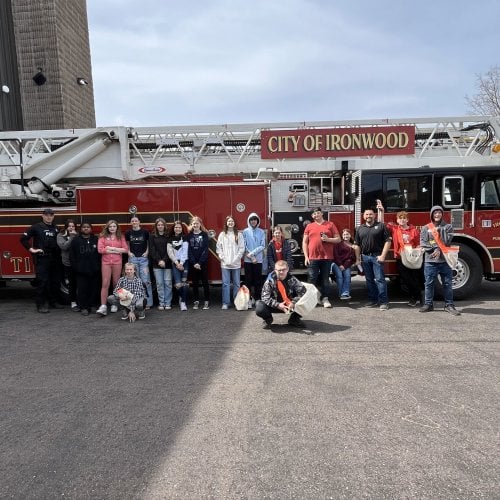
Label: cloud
xmin=87 ymin=0 xmax=500 ymax=126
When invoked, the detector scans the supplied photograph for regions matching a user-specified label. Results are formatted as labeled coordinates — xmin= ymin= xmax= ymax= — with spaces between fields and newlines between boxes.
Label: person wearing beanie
xmin=419 ymin=206 xmax=460 ymax=315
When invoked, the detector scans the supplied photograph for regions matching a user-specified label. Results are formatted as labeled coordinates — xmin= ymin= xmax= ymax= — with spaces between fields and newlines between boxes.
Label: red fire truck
xmin=1 ymin=115 xmax=500 ymax=298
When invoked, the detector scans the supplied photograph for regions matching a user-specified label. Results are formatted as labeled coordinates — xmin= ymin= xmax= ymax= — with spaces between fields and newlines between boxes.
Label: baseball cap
xmin=310 ymin=207 xmax=323 ymax=215
xmin=42 ymin=208 xmax=55 ymax=215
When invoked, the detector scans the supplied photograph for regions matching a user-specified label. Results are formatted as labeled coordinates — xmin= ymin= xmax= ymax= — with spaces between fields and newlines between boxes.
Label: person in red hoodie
xmin=378 ymin=203 xmax=423 ymax=307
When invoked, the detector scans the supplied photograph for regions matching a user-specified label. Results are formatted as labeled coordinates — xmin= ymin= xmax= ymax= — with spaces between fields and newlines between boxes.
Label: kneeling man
xmin=256 ymin=260 xmax=307 ymax=329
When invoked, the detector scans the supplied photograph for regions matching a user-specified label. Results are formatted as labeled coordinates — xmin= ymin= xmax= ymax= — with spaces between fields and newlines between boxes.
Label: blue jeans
xmin=129 ymin=256 xmax=153 ymax=307
xmin=153 ymin=267 xmax=172 ymax=307
xmin=307 ymin=259 xmax=332 ymax=299
xmin=331 ymin=263 xmax=351 ymax=297
xmin=423 ymin=261 xmax=453 ymax=305
xmin=361 ymin=254 xmax=388 ymax=304
xmin=221 ymin=267 xmax=240 ymax=306
xmin=172 ymin=262 xmax=189 ymax=303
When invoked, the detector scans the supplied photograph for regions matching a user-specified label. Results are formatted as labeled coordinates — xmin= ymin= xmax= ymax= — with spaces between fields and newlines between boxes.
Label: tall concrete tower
xmin=0 ymin=0 xmax=96 ymax=131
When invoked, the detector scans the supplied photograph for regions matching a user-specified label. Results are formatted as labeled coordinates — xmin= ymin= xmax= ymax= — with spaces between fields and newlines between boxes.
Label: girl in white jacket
xmin=216 ymin=216 xmax=245 ymax=309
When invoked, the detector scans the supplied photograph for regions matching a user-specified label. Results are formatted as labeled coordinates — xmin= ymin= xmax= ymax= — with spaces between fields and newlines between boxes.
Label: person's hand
xmin=194 ymin=263 xmax=201 ymax=270
xmin=128 ymin=311 xmax=137 ymax=323
xmin=30 ymin=248 xmax=44 ymax=254
xmin=377 ymin=255 xmax=386 ymax=262
xmin=304 ymin=256 xmax=310 ymax=266
xmin=158 ymin=260 xmax=165 ymax=268
xmin=431 ymin=249 xmax=440 ymax=258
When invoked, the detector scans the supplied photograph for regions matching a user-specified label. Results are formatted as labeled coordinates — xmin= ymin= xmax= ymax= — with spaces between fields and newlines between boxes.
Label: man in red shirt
xmin=302 ymin=207 xmax=340 ymax=308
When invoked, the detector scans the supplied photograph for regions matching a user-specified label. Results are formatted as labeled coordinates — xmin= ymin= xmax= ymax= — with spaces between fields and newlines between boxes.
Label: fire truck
xmin=1 ymin=115 xmax=500 ymax=298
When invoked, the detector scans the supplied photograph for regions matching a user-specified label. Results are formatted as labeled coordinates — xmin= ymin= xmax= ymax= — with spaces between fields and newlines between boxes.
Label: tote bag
xmin=400 ymin=245 xmax=423 ymax=269
xmin=294 ymin=283 xmax=320 ymax=317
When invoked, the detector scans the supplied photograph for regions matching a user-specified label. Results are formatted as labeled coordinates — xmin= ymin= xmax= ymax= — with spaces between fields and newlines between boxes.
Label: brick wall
xmin=11 ymin=0 xmax=96 ymax=130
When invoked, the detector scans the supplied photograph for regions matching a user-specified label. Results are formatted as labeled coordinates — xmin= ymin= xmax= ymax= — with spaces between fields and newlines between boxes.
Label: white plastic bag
xmin=234 ymin=285 xmax=250 ymax=311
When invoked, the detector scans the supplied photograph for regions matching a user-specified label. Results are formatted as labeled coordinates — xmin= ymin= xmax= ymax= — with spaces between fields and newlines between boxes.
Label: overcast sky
xmin=86 ymin=0 xmax=499 ymax=128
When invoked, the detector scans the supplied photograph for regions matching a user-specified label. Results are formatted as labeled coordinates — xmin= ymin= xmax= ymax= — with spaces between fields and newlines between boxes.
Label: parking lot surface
xmin=1 ymin=278 xmax=499 ymax=499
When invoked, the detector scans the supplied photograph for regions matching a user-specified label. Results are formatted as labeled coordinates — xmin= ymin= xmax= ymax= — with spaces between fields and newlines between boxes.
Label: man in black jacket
xmin=20 ymin=208 xmax=63 ymax=313
xmin=256 ymin=260 xmax=307 ymax=329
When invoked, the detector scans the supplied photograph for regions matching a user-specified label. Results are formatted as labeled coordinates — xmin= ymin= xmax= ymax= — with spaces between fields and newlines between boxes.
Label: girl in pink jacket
xmin=97 ymin=220 xmax=128 ymax=316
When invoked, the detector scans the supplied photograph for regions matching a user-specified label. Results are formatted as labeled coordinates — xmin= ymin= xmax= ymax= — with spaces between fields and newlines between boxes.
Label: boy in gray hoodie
xmin=419 ymin=205 xmax=460 ymax=315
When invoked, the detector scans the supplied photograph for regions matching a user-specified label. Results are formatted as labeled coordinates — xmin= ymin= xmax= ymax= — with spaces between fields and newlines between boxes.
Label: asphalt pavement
xmin=0 ymin=277 xmax=499 ymax=499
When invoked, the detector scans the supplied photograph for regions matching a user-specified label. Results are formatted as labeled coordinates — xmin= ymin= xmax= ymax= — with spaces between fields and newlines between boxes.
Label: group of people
xmin=20 ymin=202 xmax=460 ymax=325
xmin=256 ymin=203 xmax=461 ymax=330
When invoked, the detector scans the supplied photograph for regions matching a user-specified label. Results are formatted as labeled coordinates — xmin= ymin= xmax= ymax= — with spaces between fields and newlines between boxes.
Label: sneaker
xmin=288 ymin=316 xmax=306 ymax=328
xmin=247 ymin=301 xmax=253 ymax=310
xmin=340 ymin=295 xmax=351 ymax=300
xmin=165 ymin=305 xmax=172 ymax=310
xmin=322 ymin=297 xmax=332 ymax=308
xmin=37 ymin=306 xmax=49 ymax=314
xmin=180 ymin=302 xmax=187 ymax=311
xmin=407 ymin=299 xmax=419 ymax=307
xmin=221 ymin=304 xmax=228 ymax=310
xmin=251 ymin=297 xmax=256 ymax=307
xmin=96 ymin=305 xmax=107 ymax=316
xmin=262 ymin=319 xmax=273 ymax=329
xmin=419 ymin=304 xmax=434 ymax=313
xmin=80 ymin=309 xmax=89 ymax=316
xmin=444 ymin=304 xmax=461 ymax=316
xmin=363 ymin=302 xmax=378 ymax=308
xmin=110 ymin=304 xmax=118 ymax=313
xmin=72 ymin=305 xmax=81 ymax=312
xmin=193 ymin=301 xmax=199 ymax=310
xmin=158 ymin=305 xmax=165 ymax=311
xmin=202 ymin=301 xmax=210 ymax=310
xmin=121 ymin=310 xmax=129 ymax=320
xmin=138 ymin=310 xmax=146 ymax=320
xmin=379 ymin=303 xmax=389 ymax=311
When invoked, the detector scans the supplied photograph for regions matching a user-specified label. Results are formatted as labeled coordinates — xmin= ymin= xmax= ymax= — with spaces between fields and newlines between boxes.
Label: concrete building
xmin=0 ymin=0 xmax=95 ymax=131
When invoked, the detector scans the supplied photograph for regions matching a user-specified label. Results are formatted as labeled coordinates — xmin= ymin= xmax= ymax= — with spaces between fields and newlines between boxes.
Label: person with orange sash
xmin=256 ymin=260 xmax=306 ymax=329
xmin=419 ymin=205 xmax=460 ymax=315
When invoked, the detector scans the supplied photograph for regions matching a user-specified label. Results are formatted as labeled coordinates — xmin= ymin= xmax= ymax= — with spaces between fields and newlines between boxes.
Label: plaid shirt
xmin=113 ymin=276 xmax=146 ymax=310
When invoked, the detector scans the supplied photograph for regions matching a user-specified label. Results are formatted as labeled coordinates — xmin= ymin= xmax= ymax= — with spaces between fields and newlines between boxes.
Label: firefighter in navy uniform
xmin=20 ymin=208 xmax=64 ymax=313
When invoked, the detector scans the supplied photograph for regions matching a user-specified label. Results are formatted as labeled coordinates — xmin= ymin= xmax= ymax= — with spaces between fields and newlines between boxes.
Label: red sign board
xmin=261 ymin=125 xmax=415 ymax=159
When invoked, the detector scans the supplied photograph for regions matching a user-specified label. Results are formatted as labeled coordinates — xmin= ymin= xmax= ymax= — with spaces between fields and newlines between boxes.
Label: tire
xmin=438 ymin=244 xmax=482 ymax=300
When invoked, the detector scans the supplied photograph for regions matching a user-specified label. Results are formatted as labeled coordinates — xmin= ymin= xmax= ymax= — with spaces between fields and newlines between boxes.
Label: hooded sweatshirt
xmin=420 ymin=205 xmax=454 ymax=263
xmin=242 ymin=212 xmax=266 ymax=264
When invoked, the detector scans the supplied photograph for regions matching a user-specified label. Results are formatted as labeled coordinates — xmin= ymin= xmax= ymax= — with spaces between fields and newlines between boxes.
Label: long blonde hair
xmin=99 ymin=219 xmax=123 ymax=238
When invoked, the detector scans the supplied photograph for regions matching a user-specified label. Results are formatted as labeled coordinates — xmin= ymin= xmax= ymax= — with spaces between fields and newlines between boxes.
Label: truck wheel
xmin=450 ymin=244 xmax=482 ymax=300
